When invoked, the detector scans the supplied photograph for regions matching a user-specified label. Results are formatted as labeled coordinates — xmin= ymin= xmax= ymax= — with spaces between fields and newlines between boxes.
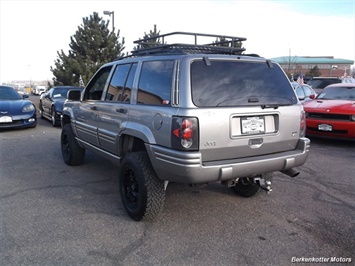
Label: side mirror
xmin=67 ymin=90 xmax=82 ymax=101
xmin=309 ymin=95 xmax=315 ymax=99
xmin=23 ymin=94 xmax=29 ymax=99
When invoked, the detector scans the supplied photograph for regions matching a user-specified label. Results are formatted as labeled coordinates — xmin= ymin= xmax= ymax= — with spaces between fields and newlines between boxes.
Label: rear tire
xmin=119 ymin=152 xmax=165 ymax=221
xmin=231 ymin=178 xmax=260 ymax=197
xmin=61 ymin=124 xmax=85 ymax=165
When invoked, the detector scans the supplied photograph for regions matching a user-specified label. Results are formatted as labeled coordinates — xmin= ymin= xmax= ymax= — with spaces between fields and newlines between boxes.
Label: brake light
xmin=172 ymin=117 xmax=199 ymax=150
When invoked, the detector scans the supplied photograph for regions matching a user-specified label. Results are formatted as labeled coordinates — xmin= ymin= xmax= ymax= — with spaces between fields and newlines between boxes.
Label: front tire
xmin=51 ymin=106 xmax=60 ymax=127
xmin=61 ymin=124 xmax=85 ymax=165
xmin=39 ymin=102 xmax=45 ymax=119
xmin=119 ymin=152 xmax=165 ymax=221
xmin=231 ymin=178 xmax=260 ymax=197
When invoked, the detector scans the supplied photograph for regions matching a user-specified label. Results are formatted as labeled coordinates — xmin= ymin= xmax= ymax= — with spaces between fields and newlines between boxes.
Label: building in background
xmin=270 ymin=56 xmax=354 ymax=78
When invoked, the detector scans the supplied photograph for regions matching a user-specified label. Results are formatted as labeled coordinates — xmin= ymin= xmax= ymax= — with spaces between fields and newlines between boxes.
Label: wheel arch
xmin=119 ymin=134 xmax=147 ymax=158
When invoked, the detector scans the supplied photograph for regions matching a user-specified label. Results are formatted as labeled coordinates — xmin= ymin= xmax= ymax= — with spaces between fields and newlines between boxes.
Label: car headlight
xmin=351 ymin=115 xmax=355 ymax=121
xmin=22 ymin=104 xmax=35 ymax=113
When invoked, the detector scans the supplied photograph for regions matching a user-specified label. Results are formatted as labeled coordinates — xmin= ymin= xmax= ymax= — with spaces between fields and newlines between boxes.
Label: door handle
xmin=90 ymin=106 xmax=98 ymax=111
xmin=116 ymin=108 xmax=127 ymax=114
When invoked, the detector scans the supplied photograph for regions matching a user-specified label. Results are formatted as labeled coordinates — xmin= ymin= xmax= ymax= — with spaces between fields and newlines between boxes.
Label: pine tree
xmin=51 ymin=12 xmax=125 ymax=86
xmin=306 ymin=66 xmax=321 ymax=77
xmin=213 ymin=37 xmax=244 ymax=54
xmin=133 ymin=24 xmax=162 ymax=50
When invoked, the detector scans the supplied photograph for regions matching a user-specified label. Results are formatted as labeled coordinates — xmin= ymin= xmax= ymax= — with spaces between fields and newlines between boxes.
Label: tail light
xmin=171 ymin=117 xmax=199 ymax=150
xmin=300 ymin=111 xmax=306 ymax=137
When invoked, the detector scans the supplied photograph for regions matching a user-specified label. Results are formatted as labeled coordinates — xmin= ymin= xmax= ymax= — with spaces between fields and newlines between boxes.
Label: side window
xmin=295 ymin=86 xmax=305 ymax=98
xmin=137 ymin=60 xmax=174 ymax=105
xmin=84 ymin=66 xmax=112 ymax=100
xmin=303 ymin=86 xmax=312 ymax=97
xmin=122 ymin=63 xmax=137 ymax=103
xmin=105 ymin=63 xmax=137 ymax=103
xmin=105 ymin=64 xmax=131 ymax=101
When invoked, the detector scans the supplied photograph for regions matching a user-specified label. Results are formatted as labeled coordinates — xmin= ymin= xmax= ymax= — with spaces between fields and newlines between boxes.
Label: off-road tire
xmin=231 ymin=178 xmax=260 ymax=197
xmin=61 ymin=124 xmax=85 ymax=166
xmin=119 ymin=152 xmax=165 ymax=221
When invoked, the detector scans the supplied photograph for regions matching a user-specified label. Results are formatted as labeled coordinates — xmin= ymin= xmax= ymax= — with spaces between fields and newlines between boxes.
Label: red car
xmin=303 ymin=83 xmax=355 ymax=140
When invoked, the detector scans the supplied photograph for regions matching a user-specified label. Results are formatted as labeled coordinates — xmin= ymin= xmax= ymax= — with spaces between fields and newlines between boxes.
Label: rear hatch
xmin=189 ymin=58 xmax=302 ymax=162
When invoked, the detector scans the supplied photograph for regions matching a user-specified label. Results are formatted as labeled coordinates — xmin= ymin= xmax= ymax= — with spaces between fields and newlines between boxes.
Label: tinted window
xmin=307 ymin=79 xmax=341 ymax=89
xmin=0 ymin=86 xmax=22 ymax=100
xmin=52 ymin=87 xmax=80 ymax=98
xmin=191 ymin=60 xmax=297 ymax=107
xmin=137 ymin=60 xmax=174 ymax=105
xmin=123 ymin=63 xmax=137 ymax=103
xmin=105 ymin=64 xmax=131 ymax=101
xmin=84 ymin=66 xmax=112 ymax=100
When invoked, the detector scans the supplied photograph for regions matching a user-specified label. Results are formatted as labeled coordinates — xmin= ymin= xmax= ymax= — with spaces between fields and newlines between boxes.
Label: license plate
xmin=0 ymin=116 xmax=12 ymax=123
xmin=318 ymin=124 xmax=332 ymax=131
xmin=241 ymin=116 xmax=265 ymax=134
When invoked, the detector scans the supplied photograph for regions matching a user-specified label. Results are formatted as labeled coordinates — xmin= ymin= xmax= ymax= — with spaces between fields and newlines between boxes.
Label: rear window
xmin=191 ymin=60 xmax=296 ymax=107
xmin=307 ymin=79 xmax=341 ymax=89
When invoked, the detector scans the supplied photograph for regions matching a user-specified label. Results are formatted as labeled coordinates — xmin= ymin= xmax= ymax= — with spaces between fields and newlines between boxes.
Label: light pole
xmin=28 ymin=65 xmax=32 ymax=89
xmin=103 ymin=11 xmax=114 ymax=32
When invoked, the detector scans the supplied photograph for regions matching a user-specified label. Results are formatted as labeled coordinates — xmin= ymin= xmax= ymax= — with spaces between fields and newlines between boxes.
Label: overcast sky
xmin=0 ymin=0 xmax=354 ymax=83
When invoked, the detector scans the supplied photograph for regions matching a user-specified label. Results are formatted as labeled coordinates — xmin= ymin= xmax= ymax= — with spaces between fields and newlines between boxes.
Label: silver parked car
xmin=291 ymin=82 xmax=317 ymax=103
xmin=61 ymin=32 xmax=310 ymax=221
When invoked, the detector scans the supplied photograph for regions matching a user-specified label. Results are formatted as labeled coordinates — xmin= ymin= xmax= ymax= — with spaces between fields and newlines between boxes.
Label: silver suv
xmin=61 ymin=32 xmax=310 ymax=221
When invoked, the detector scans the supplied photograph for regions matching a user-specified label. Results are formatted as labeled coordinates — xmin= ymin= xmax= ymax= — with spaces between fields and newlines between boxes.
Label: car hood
xmin=0 ymin=99 xmax=34 ymax=115
xmin=303 ymin=99 xmax=355 ymax=114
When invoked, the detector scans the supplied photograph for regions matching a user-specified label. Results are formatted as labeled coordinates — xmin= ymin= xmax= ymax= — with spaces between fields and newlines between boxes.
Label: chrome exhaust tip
xmin=281 ymin=169 xmax=300 ymax=178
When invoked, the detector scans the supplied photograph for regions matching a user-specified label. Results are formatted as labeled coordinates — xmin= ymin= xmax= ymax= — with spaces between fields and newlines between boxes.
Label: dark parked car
xmin=307 ymin=77 xmax=342 ymax=94
xmin=39 ymin=86 xmax=83 ymax=126
xmin=0 ymin=85 xmax=37 ymax=129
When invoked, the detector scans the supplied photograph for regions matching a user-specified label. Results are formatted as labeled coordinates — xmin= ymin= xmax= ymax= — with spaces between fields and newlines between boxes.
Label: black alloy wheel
xmin=61 ymin=124 xmax=85 ymax=166
xmin=119 ymin=152 xmax=165 ymax=221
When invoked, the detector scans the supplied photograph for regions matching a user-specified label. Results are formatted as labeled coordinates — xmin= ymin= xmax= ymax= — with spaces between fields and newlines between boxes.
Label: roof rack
xmin=131 ymin=31 xmax=247 ymax=56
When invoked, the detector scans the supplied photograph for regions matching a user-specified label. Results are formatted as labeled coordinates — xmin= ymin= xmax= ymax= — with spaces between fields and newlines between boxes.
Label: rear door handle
xmin=90 ymin=106 xmax=98 ymax=111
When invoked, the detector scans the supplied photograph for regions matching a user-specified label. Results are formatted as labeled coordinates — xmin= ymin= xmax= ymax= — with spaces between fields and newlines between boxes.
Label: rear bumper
xmin=146 ymin=138 xmax=311 ymax=183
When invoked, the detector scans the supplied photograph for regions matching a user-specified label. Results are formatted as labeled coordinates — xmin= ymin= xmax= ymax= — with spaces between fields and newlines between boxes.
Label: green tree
xmin=212 ymin=36 xmax=245 ymax=55
xmin=51 ymin=12 xmax=125 ymax=86
xmin=133 ymin=24 xmax=162 ymax=50
xmin=305 ymin=65 xmax=321 ymax=77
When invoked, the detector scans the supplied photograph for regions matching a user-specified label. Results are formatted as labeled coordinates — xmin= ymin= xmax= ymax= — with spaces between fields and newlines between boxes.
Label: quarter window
xmin=137 ymin=60 xmax=174 ymax=105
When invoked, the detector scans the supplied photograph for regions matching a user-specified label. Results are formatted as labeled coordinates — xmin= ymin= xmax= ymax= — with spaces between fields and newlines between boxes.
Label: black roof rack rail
xmin=131 ymin=31 xmax=247 ymax=56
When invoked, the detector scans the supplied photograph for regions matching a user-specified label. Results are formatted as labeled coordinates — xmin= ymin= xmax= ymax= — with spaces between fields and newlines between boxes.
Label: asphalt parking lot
xmin=1 ymin=97 xmax=355 ymax=265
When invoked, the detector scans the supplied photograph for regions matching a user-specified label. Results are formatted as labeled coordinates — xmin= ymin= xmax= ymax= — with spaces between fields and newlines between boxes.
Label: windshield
xmin=317 ymin=86 xmax=355 ymax=100
xmin=52 ymin=87 xmax=82 ymax=98
xmin=191 ymin=60 xmax=297 ymax=107
xmin=0 ymin=87 xmax=22 ymax=100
